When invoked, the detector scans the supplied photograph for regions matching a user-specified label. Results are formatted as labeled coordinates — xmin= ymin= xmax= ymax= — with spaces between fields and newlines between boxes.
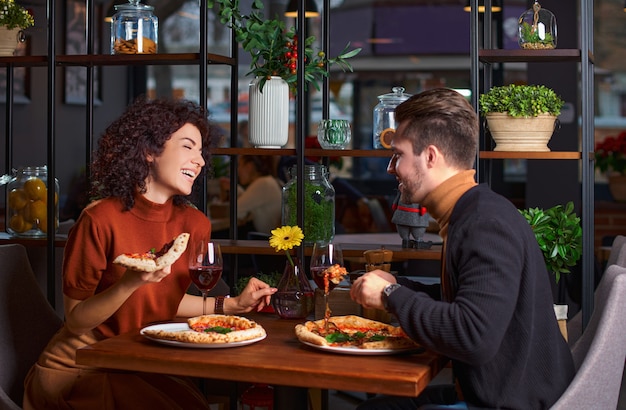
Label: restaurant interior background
xmin=1 ymin=0 xmax=626 ymax=250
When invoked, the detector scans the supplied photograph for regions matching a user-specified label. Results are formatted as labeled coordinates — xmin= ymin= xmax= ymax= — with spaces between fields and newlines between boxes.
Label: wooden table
xmin=76 ymin=314 xmax=446 ymax=400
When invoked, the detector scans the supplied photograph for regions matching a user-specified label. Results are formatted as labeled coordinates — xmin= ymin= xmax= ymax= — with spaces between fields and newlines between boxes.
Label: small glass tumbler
xmin=317 ymin=119 xmax=351 ymax=149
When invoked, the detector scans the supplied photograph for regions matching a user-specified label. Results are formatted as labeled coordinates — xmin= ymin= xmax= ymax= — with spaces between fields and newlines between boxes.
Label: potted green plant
xmin=519 ymin=201 xmax=581 ymax=337
xmin=478 ymin=84 xmax=565 ymax=152
xmin=0 ymin=0 xmax=34 ymax=56
xmin=207 ymin=0 xmax=360 ymax=94
xmin=519 ymin=201 xmax=582 ymax=285
xmin=208 ymin=0 xmax=360 ymax=148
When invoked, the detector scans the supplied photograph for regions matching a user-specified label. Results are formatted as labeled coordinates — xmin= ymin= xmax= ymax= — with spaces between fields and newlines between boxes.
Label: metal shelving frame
xmin=469 ymin=0 xmax=595 ymax=328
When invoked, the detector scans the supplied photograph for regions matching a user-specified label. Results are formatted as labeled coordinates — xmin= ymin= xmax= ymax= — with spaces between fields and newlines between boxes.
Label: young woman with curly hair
xmin=23 ymin=97 xmax=277 ymax=409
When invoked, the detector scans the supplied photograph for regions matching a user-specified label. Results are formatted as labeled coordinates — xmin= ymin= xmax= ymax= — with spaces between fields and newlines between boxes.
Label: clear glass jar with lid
xmin=373 ymin=86 xmax=412 ymax=149
xmin=110 ymin=0 xmax=158 ymax=54
xmin=518 ymin=1 xmax=557 ymax=50
xmin=3 ymin=166 xmax=59 ymax=237
xmin=281 ymin=164 xmax=335 ymax=245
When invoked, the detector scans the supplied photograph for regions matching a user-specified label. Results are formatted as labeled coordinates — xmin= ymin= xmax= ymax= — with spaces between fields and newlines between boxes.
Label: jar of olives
xmin=3 ymin=166 xmax=59 ymax=237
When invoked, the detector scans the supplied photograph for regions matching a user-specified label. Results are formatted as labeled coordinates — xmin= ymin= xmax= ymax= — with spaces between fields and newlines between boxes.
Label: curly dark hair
xmin=90 ymin=97 xmax=212 ymax=210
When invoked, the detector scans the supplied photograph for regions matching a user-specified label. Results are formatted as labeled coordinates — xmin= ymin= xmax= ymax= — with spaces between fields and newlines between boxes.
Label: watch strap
xmin=214 ymin=296 xmax=226 ymax=314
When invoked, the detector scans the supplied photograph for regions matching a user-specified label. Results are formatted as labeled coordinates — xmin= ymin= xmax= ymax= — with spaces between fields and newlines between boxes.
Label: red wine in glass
xmin=189 ymin=267 xmax=223 ymax=291
xmin=188 ymin=240 xmax=223 ymax=314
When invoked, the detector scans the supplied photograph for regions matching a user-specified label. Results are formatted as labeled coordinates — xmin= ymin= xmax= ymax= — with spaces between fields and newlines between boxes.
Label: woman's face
xmin=145 ymin=123 xmax=205 ymax=203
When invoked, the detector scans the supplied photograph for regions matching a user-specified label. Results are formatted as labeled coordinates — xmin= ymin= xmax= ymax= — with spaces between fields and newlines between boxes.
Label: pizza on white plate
xmin=295 ymin=315 xmax=419 ymax=350
xmin=113 ymin=233 xmax=189 ymax=273
xmin=142 ymin=314 xmax=266 ymax=344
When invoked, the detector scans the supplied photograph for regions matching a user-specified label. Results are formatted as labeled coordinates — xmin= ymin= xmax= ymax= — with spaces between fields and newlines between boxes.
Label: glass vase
xmin=272 ymin=258 xmax=314 ymax=319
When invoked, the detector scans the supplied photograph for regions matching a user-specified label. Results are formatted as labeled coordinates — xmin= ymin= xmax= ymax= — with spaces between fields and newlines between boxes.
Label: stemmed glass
xmin=310 ymin=242 xmax=344 ymax=328
xmin=188 ymin=239 xmax=223 ymax=315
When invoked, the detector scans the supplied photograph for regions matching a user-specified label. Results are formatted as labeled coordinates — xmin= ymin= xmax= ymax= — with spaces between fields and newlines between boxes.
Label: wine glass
xmin=188 ymin=239 xmax=223 ymax=315
xmin=310 ymin=242 xmax=344 ymax=327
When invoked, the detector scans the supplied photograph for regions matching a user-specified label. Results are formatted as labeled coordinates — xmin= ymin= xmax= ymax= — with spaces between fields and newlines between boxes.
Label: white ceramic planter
xmin=248 ymin=76 xmax=289 ymax=149
xmin=486 ymin=113 xmax=558 ymax=152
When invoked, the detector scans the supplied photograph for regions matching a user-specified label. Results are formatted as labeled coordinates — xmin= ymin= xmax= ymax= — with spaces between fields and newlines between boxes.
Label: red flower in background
xmin=595 ymin=131 xmax=626 ymax=175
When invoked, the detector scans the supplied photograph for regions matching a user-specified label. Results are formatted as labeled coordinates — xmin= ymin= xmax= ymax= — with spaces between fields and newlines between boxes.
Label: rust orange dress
xmin=23 ymin=195 xmax=213 ymax=409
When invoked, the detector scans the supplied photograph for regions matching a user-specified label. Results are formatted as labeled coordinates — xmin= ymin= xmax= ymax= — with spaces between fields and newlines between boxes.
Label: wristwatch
xmin=381 ymin=283 xmax=401 ymax=311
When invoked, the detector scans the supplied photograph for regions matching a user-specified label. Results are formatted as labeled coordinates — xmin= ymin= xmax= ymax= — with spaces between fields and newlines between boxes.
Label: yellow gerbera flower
xmin=269 ymin=225 xmax=304 ymax=252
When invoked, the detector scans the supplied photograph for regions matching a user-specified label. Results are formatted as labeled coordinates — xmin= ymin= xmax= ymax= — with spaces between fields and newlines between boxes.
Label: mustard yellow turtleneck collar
xmin=422 ymin=170 xmax=477 ymax=240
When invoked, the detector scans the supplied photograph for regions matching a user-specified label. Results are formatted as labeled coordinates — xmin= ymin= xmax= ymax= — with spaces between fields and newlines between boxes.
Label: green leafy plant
xmin=479 ymin=84 xmax=564 ymax=118
xmin=519 ymin=201 xmax=582 ymax=283
xmin=0 ymin=0 xmax=34 ymax=29
xmin=207 ymin=0 xmax=361 ymax=93
xmin=235 ymin=271 xmax=282 ymax=295
xmin=519 ymin=22 xmax=555 ymax=49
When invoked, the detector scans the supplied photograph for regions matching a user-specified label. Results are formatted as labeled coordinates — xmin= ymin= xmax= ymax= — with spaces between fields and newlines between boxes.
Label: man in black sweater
xmin=350 ymin=88 xmax=575 ymax=409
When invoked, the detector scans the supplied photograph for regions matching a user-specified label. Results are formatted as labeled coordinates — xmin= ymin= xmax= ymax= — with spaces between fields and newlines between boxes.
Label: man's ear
xmin=425 ymin=145 xmax=440 ymax=168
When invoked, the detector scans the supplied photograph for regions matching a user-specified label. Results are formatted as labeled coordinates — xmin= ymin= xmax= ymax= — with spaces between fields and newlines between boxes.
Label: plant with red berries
xmin=208 ymin=0 xmax=360 ymax=93
xmin=595 ymin=130 xmax=626 ymax=176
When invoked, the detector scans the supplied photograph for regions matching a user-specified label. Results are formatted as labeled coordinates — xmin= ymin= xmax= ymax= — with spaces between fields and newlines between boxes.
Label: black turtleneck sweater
xmin=390 ymin=181 xmax=575 ymax=409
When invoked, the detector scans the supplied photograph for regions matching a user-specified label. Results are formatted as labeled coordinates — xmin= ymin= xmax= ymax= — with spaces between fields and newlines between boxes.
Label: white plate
xmin=299 ymin=340 xmax=423 ymax=356
xmin=140 ymin=323 xmax=266 ymax=349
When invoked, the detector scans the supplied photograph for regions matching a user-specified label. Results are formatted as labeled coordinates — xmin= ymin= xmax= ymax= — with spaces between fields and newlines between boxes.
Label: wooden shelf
xmin=56 ymin=53 xmax=236 ymax=66
xmin=479 ymin=49 xmax=583 ymax=63
xmin=479 ymin=151 xmax=582 ymax=160
xmin=0 ymin=232 xmax=67 ymax=247
xmin=0 ymin=55 xmax=48 ymax=67
xmin=212 ymin=147 xmax=393 ymax=158
xmin=214 ymin=239 xmax=442 ymax=261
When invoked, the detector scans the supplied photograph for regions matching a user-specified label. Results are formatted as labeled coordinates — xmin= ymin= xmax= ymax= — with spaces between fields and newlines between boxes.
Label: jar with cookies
xmin=110 ymin=0 xmax=158 ymax=55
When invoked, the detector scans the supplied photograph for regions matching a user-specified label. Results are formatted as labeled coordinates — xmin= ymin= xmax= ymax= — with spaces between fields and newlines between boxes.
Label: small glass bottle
xmin=373 ymin=86 xmax=412 ymax=149
xmin=518 ymin=1 xmax=557 ymax=50
xmin=281 ymin=164 xmax=335 ymax=245
xmin=110 ymin=0 xmax=158 ymax=54
xmin=4 ymin=166 xmax=59 ymax=237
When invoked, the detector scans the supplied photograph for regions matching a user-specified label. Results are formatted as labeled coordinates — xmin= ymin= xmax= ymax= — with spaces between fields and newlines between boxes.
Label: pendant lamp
xmin=285 ymin=0 xmax=320 ymax=18
xmin=464 ymin=0 xmax=502 ymax=13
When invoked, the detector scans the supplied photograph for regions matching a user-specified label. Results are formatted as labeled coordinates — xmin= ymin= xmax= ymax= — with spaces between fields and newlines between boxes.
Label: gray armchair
xmin=550 ymin=265 xmax=626 ymax=409
xmin=0 ymin=244 xmax=63 ymax=409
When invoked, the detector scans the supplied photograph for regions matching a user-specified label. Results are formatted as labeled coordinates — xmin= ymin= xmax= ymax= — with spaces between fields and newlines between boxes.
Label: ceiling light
xmin=464 ymin=0 xmax=502 ymax=13
xmin=285 ymin=0 xmax=320 ymax=18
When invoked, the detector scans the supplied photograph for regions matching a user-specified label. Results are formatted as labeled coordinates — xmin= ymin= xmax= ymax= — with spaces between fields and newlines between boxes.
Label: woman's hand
xmin=227 ymin=277 xmax=277 ymax=314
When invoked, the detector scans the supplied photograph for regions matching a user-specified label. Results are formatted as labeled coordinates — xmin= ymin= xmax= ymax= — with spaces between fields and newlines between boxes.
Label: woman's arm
xmin=64 ymin=266 xmax=173 ymax=335
xmin=176 ymin=277 xmax=277 ymax=317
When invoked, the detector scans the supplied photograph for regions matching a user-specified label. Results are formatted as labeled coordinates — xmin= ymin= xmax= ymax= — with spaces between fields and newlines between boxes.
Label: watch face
xmin=384 ymin=284 xmax=401 ymax=297
xmin=382 ymin=284 xmax=401 ymax=310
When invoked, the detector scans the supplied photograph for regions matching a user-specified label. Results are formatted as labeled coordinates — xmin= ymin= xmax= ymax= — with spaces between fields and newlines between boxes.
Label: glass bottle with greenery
xmin=281 ymin=165 xmax=335 ymax=245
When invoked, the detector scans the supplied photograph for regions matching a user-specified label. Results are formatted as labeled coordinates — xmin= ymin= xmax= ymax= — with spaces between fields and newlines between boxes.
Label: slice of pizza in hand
xmin=113 ymin=232 xmax=190 ymax=273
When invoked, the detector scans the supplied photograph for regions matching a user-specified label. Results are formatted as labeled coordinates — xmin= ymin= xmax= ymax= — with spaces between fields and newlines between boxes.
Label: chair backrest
xmin=606 ymin=234 xmax=626 ymax=268
xmin=567 ymin=236 xmax=626 ymax=346
xmin=550 ymin=265 xmax=626 ymax=409
xmin=0 ymin=244 xmax=63 ymax=408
